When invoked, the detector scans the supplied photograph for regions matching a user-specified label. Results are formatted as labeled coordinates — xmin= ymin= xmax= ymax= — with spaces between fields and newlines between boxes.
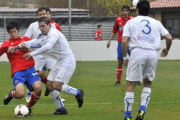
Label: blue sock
xmin=138 ymin=105 xmax=146 ymax=113
xmin=27 ymin=92 xmax=31 ymax=97
xmin=76 ymin=89 xmax=81 ymax=95
xmin=58 ymin=107 xmax=66 ymax=111
xmin=124 ymin=111 xmax=132 ymax=118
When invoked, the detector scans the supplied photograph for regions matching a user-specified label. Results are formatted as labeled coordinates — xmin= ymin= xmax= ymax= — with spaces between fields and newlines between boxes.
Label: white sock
xmin=124 ymin=92 xmax=134 ymax=112
xmin=61 ymin=84 xmax=78 ymax=96
xmin=50 ymin=90 xmax=64 ymax=109
xmin=140 ymin=87 xmax=151 ymax=111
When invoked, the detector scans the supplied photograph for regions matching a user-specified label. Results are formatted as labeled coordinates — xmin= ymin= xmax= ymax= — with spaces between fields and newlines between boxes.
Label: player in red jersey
xmin=95 ymin=25 xmax=102 ymax=41
xmin=45 ymin=7 xmax=62 ymax=33
xmin=0 ymin=21 xmax=42 ymax=115
xmin=107 ymin=5 xmax=142 ymax=86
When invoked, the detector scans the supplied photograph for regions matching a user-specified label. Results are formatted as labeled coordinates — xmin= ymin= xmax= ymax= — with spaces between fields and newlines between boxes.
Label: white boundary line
xmin=0 ymin=101 xmax=180 ymax=107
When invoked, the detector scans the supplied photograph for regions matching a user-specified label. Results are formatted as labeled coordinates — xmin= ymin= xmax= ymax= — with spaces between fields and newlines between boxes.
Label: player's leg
xmin=50 ymin=58 xmax=84 ymax=108
xmin=135 ymin=79 xmax=151 ymax=120
xmin=4 ymin=71 xmax=26 ymax=105
xmin=115 ymin=42 xmax=123 ymax=85
xmin=124 ymin=81 xmax=136 ymax=120
xmin=135 ymin=50 xmax=157 ymax=120
xmin=26 ymin=67 xmax=42 ymax=115
xmin=46 ymin=80 xmax=68 ymax=115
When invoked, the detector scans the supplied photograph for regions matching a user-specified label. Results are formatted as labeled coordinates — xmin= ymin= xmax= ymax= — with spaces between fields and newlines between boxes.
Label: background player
xmin=122 ymin=1 xmax=172 ymax=120
xmin=95 ymin=25 xmax=102 ymax=41
xmin=106 ymin=5 xmax=142 ymax=85
xmin=9 ymin=17 xmax=84 ymax=115
xmin=1 ymin=21 xmax=42 ymax=115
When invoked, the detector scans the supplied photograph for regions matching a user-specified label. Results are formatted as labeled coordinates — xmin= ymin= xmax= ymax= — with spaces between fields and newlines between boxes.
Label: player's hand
xmin=107 ymin=41 xmax=111 ymax=48
xmin=7 ymin=46 xmax=16 ymax=53
xmin=161 ymin=48 xmax=168 ymax=57
xmin=23 ymin=53 xmax=32 ymax=60
xmin=21 ymin=43 xmax=27 ymax=48
xmin=123 ymin=59 xmax=129 ymax=68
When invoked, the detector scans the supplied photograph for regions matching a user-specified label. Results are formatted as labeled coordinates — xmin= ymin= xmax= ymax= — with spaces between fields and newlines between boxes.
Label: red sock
xmin=41 ymin=76 xmax=47 ymax=84
xmin=116 ymin=66 xmax=123 ymax=82
xmin=10 ymin=90 xmax=16 ymax=98
xmin=27 ymin=92 xmax=41 ymax=108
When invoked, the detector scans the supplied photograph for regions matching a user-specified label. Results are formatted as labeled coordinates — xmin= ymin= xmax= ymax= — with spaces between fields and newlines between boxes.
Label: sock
xmin=27 ymin=92 xmax=41 ymax=108
xmin=61 ymin=84 xmax=80 ymax=96
xmin=139 ymin=87 xmax=151 ymax=113
xmin=41 ymin=76 xmax=48 ymax=84
xmin=124 ymin=92 xmax=134 ymax=118
xmin=116 ymin=66 xmax=123 ymax=82
xmin=10 ymin=90 xmax=16 ymax=98
xmin=50 ymin=90 xmax=65 ymax=109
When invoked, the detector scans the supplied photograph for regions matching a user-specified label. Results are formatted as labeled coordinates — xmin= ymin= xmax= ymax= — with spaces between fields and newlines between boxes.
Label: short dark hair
xmin=97 ymin=25 xmax=102 ymax=29
xmin=136 ymin=0 xmax=150 ymax=16
xmin=45 ymin=7 xmax=51 ymax=14
xmin=37 ymin=7 xmax=49 ymax=14
xmin=38 ymin=17 xmax=50 ymax=25
xmin=7 ymin=21 xmax=19 ymax=32
xmin=122 ymin=5 xmax=130 ymax=11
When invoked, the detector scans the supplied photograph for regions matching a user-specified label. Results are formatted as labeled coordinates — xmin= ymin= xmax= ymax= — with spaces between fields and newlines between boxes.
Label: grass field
xmin=0 ymin=60 xmax=180 ymax=120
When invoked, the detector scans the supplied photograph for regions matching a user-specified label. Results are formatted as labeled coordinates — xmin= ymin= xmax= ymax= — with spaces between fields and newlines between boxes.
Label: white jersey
xmin=123 ymin=16 xmax=168 ymax=51
xmin=25 ymin=21 xmax=56 ymax=39
xmin=25 ymin=27 xmax=74 ymax=60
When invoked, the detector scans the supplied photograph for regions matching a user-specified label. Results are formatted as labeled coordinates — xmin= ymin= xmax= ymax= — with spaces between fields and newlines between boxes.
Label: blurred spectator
xmin=167 ymin=26 xmax=175 ymax=40
xmin=95 ymin=25 xmax=102 ymax=41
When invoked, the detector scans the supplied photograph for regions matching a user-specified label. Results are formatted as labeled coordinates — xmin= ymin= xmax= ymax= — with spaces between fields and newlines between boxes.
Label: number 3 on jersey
xmin=141 ymin=20 xmax=151 ymax=34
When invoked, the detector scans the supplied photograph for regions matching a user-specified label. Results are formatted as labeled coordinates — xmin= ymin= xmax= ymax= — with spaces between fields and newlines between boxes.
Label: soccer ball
xmin=14 ymin=104 xmax=29 ymax=118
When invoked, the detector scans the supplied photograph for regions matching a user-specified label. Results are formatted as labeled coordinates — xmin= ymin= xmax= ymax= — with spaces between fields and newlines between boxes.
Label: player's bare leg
xmin=115 ymin=60 xmax=123 ymax=85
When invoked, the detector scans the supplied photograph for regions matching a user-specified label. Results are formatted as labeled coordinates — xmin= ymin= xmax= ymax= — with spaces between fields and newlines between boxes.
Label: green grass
xmin=0 ymin=60 xmax=180 ymax=120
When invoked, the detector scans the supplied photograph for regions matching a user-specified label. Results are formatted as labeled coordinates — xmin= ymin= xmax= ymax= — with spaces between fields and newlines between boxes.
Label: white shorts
xmin=47 ymin=57 xmax=76 ymax=84
xmin=126 ymin=48 xmax=158 ymax=82
xmin=33 ymin=55 xmax=57 ymax=71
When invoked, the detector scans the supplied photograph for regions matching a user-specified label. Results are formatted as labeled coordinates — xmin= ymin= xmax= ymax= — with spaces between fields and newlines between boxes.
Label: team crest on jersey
xmin=119 ymin=26 xmax=124 ymax=31
xmin=15 ymin=80 xmax=18 ymax=83
xmin=11 ymin=43 xmax=14 ymax=46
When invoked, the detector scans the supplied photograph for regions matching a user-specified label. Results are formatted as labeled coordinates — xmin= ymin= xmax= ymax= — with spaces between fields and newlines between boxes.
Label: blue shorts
xmin=13 ymin=67 xmax=41 ymax=92
xmin=117 ymin=42 xmax=131 ymax=60
xmin=42 ymin=66 xmax=46 ymax=71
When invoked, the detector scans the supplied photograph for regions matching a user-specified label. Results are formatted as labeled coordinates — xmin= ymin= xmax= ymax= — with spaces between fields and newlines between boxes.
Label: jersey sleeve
xmin=112 ymin=19 xmax=119 ymax=33
xmin=122 ymin=21 xmax=130 ymax=37
xmin=24 ymin=23 xmax=34 ymax=38
xmin=47 ymin=29 xmax=59 ymax=45
xmin=158 ymin=21 xmax=169 ymax=36
xmin=0 ymin=42 xmax=8 ymax=56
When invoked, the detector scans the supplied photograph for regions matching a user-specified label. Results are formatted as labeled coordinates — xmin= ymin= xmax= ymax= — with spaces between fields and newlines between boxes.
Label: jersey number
xmin=141 ymin=20 xmax=151 ymax=34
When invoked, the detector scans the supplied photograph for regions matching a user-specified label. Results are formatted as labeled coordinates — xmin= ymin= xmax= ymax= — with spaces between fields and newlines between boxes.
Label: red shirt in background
xmin=112 ymin=15 xmax=134 ymax=42
xmin=0 ymin=36 xmax=35 ymax=77
xmin=51 ymin=19 xmax=62 ymax=33
xmin=95 ymin=30 xmax=102 ymax=41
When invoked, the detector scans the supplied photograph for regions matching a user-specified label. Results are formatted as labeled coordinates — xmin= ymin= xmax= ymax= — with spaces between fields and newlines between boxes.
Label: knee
xmin=16 ymin=91 xmax=25 ymax=99
xmin=46 ymin=82 xmax=54 ymax=92
xmin=34 ymin=82 xmax=42 ymax=93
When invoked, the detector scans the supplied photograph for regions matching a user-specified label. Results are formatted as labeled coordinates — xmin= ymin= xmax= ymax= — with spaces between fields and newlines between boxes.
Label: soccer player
xmin=0 ymin=21 xmax=42 ymax=115
xmin=107 ymin=5 xmax=142 ymax=86
xmin=122 ymin=1 xmax=172 ymax=120
xmin=25 ymin=7 xmax=63 ymax=102
xmin=9 ymin=17 xmax=84 ymax=115
xmin=95 ymin=25 xmax=102 ymax=41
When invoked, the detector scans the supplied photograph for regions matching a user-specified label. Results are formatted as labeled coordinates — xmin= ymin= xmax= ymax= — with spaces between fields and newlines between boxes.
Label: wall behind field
xmin=0 ymin=40 xmax=179 ymax=62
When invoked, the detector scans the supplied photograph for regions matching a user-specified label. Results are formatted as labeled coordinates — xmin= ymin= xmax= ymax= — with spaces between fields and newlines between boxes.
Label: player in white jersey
xmin=122 ymin=1 xmax=172 ymax=120
xmin=8 ymin=17 xmax=84 ymax=115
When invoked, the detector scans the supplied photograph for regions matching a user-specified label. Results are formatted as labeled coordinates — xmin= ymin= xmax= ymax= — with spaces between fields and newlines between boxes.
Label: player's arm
xmin=159 ymin=22 xmax=172 ymax=57
xmin=107 ymin=32 xmax=116 ymax=48
xmin=0 ymin=42 xmax=8 ymax=56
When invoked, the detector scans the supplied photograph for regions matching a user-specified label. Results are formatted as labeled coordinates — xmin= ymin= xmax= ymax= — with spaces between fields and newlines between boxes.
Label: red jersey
xmin=51 ymin=20 xmax=62 ymax=33
xmin=112 ymin=15 xmax=134 ymax=42
xmin=95 ymin=30 xmax=102 ymax=41
xmin=0 ymin=36 xmax=35 ymax=77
